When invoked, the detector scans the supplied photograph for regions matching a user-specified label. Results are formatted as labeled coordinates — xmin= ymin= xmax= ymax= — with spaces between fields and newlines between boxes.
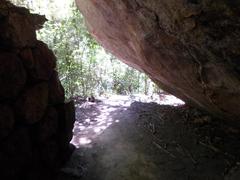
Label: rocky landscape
xmin=1 ymin=0 xmax=240 ymax=179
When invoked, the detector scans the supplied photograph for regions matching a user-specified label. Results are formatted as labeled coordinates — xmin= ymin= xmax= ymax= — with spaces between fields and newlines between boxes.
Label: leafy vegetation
xmin=10 ymin=0 xmax=160 ymax=98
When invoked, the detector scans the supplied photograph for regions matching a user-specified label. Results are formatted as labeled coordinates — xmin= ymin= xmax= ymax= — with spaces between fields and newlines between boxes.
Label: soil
xmin=58 ymin=95 xmax=240 ymax=180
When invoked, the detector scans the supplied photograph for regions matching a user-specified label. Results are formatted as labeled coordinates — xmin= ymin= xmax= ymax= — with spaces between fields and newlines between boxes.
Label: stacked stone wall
xmin=0 ymin=1 xmax=75 ymax=179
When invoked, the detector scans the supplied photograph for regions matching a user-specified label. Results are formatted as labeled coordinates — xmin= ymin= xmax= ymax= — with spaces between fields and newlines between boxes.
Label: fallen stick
xmin=199 ymin=141 xmax=220 ymax=153
xmin=149 ymin=122 xmax=156 ymax=134
xmin=177 ymin=143 xmax=197 ymax=165
xmin=153 ymin=141 xmax=176 ymax=158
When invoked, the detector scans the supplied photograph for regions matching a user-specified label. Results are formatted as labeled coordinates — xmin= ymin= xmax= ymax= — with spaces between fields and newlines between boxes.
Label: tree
xmin=10 ymin=0 xmax=159 ymax=98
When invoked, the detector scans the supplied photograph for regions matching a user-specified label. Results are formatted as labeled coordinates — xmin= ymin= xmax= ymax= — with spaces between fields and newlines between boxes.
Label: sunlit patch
xmin=94 ymin=127 xmax=102 ymax=133
xmin=79 ymin=137 xmax=92 ymax=145
xmin=97 ymin=121 xmax=106 ymax=126
xmin=78 ymin=125 xmax=86 ymax=130
xmin=100 ymin=125 xmax=107 ymax=130
xmin=71 ymin=100 xmax=121 ymax=147
xmin=126 ymin=94 xmax=185 ymax=106
xmin=159 ymin=95 xmax=185 ymax=106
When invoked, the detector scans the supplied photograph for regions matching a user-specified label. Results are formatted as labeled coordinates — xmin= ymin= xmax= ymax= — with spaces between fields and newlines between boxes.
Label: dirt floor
xmin=58 ymin=95 xmax=240 ymax=180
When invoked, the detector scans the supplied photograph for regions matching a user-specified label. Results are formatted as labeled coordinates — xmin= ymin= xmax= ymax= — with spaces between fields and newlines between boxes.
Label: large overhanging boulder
xmin=76 ymin=0 xmax=240 ymax=121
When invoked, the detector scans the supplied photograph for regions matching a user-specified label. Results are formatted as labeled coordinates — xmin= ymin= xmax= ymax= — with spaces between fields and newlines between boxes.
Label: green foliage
xmin=10 ymin=0 xmax=160 ymax=98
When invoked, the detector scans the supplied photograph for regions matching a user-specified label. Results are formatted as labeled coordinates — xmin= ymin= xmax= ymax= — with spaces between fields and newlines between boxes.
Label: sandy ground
xmin=58 ymin=95 xmax=240 ymax=180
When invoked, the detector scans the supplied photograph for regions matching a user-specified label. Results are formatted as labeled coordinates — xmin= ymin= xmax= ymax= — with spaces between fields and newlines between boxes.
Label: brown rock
xmin=57 ymin=101 xmax=75 ymax=148
xmin=15 ymin=83 xmax=48 ymax=124
xmin=0 ymin=52 xmax=26 ymax=101
xmin=0 ymin=1 xmax=70 ymax=179
xmin=19 ymin=48 xmax=34 ymax=69
xmin=36 ymin=107 xmax=58 ymax=142
xmin=30 ymin=41 xmax=56 ymax=81
xmin=0 ymin=127 xmax=32 ymax=179
xmin=39 ymin=140 xmax=59 ymax=168
xmin=76 ymin=0 xmax=240 ymax=121
xmin=64 ymin=101 xmax=75 ymax=140
xmin=19 ymin=42 xmax=57 ymax=82
xmin=0 ymin=105 xmax=15 ymax=140
xmin=0 ymin=1 xmax=46 ymax=47
xmin=49 ymin=71 xmax=65 ymax=104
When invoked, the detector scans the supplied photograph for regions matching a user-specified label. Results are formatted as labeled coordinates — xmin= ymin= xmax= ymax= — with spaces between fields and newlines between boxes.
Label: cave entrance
xmin=6 ymin=1 xmax=240 ymax=180
xmin=10 ymin=0 xmax=185 ymax=148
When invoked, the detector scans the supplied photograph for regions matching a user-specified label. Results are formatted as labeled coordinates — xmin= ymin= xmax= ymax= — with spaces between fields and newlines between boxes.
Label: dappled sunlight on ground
xmin=61 ymin=94 xmax=240 ymax=180
xmin=70 ymin=94 xmax=184 ymax=148
xmin=70 ymin=100 xmax=127 ymax=148
xmin=99 ymin=94 xmax=185 ymax=106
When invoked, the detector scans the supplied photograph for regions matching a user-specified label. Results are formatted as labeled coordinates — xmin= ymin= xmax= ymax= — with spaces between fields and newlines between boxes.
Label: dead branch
xmin=153 ymin=141 xmax=176 ymax=158
xmin=177 ymin=143 xmax=197 ymax=165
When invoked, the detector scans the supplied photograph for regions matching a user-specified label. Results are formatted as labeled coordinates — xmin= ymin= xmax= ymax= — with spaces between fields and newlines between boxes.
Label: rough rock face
xmin=76 ymin=0 xmax=240 ymax=121
xmin=0 ymin=1 xmax=75 ymax=179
